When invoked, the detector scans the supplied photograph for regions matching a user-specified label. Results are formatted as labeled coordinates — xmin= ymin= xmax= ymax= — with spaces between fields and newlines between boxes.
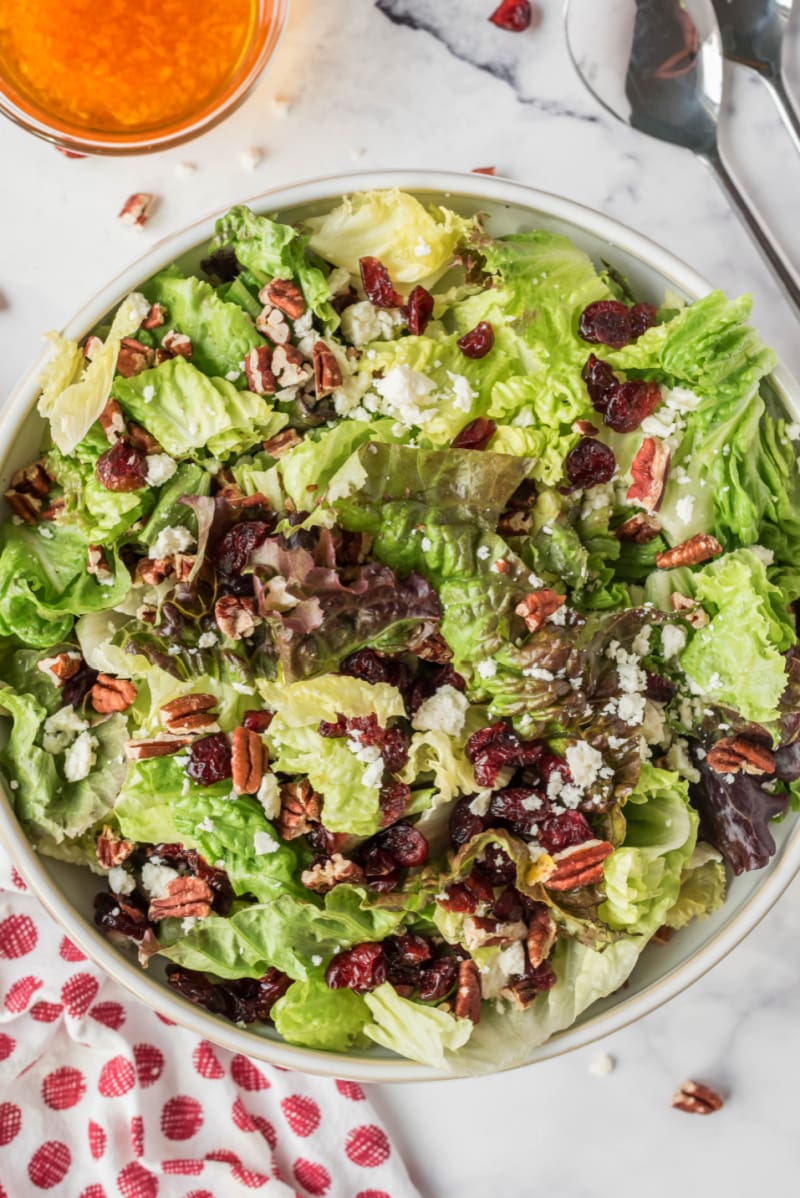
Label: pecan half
xmin=87 ymin=544 xmax=113 ymax=583
xmin=463 ymin=916 xmax=528 ymax=949
xmin=454 ymin=959 xmax=482 ymax=1023
xmin=4 ymin=490 xmax=41 ymax=523
xmin=261 ymin=278 xmax=306 ymax=320
xmin=244 ymin=345 xmax=277 ymax=395
xmin=272 ymin=344 xmax=312 ymax=387
xmin=147 ymin=875 xmax=212 ymax=922
xmin=655 ymin=533 xmax=722 ymax=570
xmin=215 ymin=595 xmax=261 ymax=641
xmin=670 ymin=591 xmax=709 ymax=629
xmin=276 ymin=778 xmax=322 ymax=840
xmin=141 ymin=302 xmax=167 ymax=330
xmin=135 ymin=556 xmax=174 ymax=586
xmin=161 ymin=693 xmax=218 ymax=733
xmin=525 ymin=903 xmax=557 ymax=969
xmin=99 ymin=398 xmax=126 ymax=444
xmin=263 ymin=428 xmax=302 ymax=458
xmin=118 ymin=192 xmax=157 ymax=228
xmin=515 ymin=588 xmax=565 ymax=633
xmin=545 ymin=839 xmax=614 ymax=891
xmin=4 ymin=460 xmax=52 ymax=523
xmin=96 ymin=825 xmax=134 ymax=868
xmin=706 ymin=735 xmax=774 ymax=777
xmin=232 ymin=726 xmax=266 ymax=795
xmin=313 ymin=341 xmax=343 ymax=397
xmin=125 ymin=736 xmax=191 ymax=761
xmin=627 ymin=436 xmax=670 ymax=512
xmin=671 ymin=1080 xmax=724 ymax=1115
xmin=615 ymin=512 xmax=662 ymax=543
xmin=37 ymin=652 xmax=82 ymax=686
xmin=127 ymin=422 xmax=162 ymax=455
xmin=116 ymin=338 xmax=154 ymax=379
xmin=300 ymin=853 xmax=365 ymax=894
xmin=91 ymin=675 xmax=137 ymax=714
xmin=256 ymin=306 xmax=291 ymax=344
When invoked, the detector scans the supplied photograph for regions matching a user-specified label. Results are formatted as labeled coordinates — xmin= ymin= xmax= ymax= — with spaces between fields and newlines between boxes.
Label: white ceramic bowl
xmin=1 ymin=170 xmax=798 ymax=1082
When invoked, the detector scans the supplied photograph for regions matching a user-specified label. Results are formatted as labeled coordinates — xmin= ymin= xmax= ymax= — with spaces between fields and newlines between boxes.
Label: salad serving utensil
xmin=564 ymin=0 xmax=800 ymax=311
xmin=710 ymin=0 xmax=800 ymax=150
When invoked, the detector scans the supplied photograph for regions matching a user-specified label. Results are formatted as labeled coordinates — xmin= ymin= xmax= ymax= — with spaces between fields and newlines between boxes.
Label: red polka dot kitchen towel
xmin=0 ymin=848 xmax=420 ymax=1198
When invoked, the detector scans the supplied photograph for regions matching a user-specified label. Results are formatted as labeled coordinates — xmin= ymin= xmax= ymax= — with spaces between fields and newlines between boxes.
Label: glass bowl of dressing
xmin=0 ymin=0 xmax=290 ymax=154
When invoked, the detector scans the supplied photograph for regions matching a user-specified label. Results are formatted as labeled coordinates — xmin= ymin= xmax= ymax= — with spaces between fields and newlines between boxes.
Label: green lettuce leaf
xmin=363 ymin=982 xmax=473 ymax=1069
xmin=272 ymin=980 xmax=369 ymax=1051
xmin=45 ymin=448 xmax=152 ymax=544
xmin=663 ymin=845 xmax=727 ymax=930
xmin=144 ymin=268 xmax=263 ymax=379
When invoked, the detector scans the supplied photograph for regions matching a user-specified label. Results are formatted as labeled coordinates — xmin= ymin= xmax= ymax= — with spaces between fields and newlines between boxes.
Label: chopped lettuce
xmin=272 ymin=980 xmax=369 ymax=1051
xmin=664 ymin=845 xmax=727 ymax=929
xmin=364 ymin=982 xmax=473 ymax=1069
xmin=144 ymin=268 xmax=263 ymax=379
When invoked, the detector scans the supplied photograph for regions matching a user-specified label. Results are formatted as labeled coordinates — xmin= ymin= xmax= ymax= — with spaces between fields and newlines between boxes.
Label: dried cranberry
xmin=63 ymin=665 xmax=99 ymax=710
xmin=492 ymin=887 xmax=525 ymax=922
xmin=537 ymin=810 xmax=593 ymax=854
xmin=218 ymin=521 xmax=271 ymax=579
xmin=457 ymin=321 xmax=495 ymax=359
xmin=405 ymin=285 xmax=434 ymax=335
xmin=630 ymin=302 xmax=658 ymax=337
xmin=565 ymin=437 xmax=616 ymax=489
xmin=603 ymin=380 xmax=662 ymax=433
xmin=466 ymin=721 xmax=543 ymax=787
xmin=578 ymin=300 xmax=635 ymax=349
xmin=359 ymin=257 xmax=404 ymax=308
xmin=449 ymin=795 xmax=487 ymax=846
xmin=318 ymin=714 xmax=348 ymax=738
xmin=192 ymin=854 xmax=235 ymax=915
xmin=417 ymin=957 xmax=458 ymax=1002
xmin=376 ymin=821 xmax=429 ymax=867
xmin=452 ymin=417 xmax=497 ymax=451
xmin=242 ymin=709 xmax=274 ymax=733
xmin=379 ymin=781 xmax=411 ymax=827
xmin=489 ymin=0 xmax=533 ymax=31
xmin=522 ymin=960 xmax=557 ymax=992
xmin=94 ymin=891 xmax=148 ymax=942
xmin=186 ymin=733 xmax=232 ymax=786
xmin=582 ymin=354 xmax=620 ymax=413
xmin=488 ymin=787 xmax=543 ymax=836
xmin=384 ymin=932 xmax=432 ymax=987
xmin=381 ymin=727 xmax=410 ymax=774
xmin=438 ymin=883 xmax=478 ymax=913
xmin=305 ymin=823 xmax=342 ymax=857
xmin=95 ymin=437 xmax=147 ymax=492
xmin=644 ymin=670 xmax=675 ymax=703
xmin=359 ymin=845 xmax=400 ymax=893
xmin=405 ymin=663 xmax=466 ymax=718
xmin=318 ymin=713 xmax=408 ymax=774
xmin=167 ymin=966 xmax=290 ymax=1023
xmin=479 ymin=843 xmax=518 ymax=887
xmin=326 ymin=943 xmax=387 ymax=994
xmin=341 ymin=649 xmax=412 ymax=696
xmin=464 ymin=867 xmax=497 ymax=904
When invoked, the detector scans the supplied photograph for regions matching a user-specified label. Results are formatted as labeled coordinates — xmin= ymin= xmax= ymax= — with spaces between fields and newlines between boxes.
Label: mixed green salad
xmin=2 ymin=188 xmax=799 ymax=1072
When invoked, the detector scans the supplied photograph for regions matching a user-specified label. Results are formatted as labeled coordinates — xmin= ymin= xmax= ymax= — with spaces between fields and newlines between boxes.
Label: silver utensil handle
xmin=704 ymin=147 xmax=800 ymax=311
xmin=766 ymin=73 xmax=800 ymax=153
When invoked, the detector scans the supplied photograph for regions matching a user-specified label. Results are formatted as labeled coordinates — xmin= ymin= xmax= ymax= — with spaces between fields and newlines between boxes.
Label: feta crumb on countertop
xmin=108 ymin=866 xmax=135 ymax=896
xmin=588 ymin=1052 xmax=615 ymax=1077
xmin=141 ymin=861 xmax=180 ymax=899
xmin=150 ymin=524 xmax=195 ymax=558
xmin=145 ymin=454 xmax=177 ymax=487
xmin=241 ymin=146 xmax=263 ymax=171
xmin=253 ymin=830 xmax=280 ymax=855
xmin=412 ymin=685 xmax=469 ymax=738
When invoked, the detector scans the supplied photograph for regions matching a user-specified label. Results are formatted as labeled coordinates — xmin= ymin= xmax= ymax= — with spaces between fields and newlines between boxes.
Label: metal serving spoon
xmin=565 ymin=0 xmax=800 ymax=310
xmin=711 ymin=0 xmax=800 ymax=151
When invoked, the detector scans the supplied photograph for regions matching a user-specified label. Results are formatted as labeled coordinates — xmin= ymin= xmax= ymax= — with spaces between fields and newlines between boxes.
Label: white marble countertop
xmin=2 ymin=2 xmax=800 ymax=1194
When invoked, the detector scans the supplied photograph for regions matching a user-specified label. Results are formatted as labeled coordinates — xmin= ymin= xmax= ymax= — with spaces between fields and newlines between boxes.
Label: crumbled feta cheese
xmin=310 ymin=954 xmax=324 ymax=967
xmin=63 ymin=730 xmax=98 ymax=782
xmin=42 ymin=705 xmax=89 ymax=754
xmin=241 ymin=146 xmax=263 ymax=171
xmin=588 ymin=1052 xmax=615 ymax=1076
xmin=498 ymin=941 xmax=526 ymax=978
xmin=632 ymin=625 xmax=652 ymax=656
xmin=140 ymin=862 xmax=180 ymax=899
xmin=528 ymin=572 xmax=544 ymax=588
xmin=468 ymin=791 xmax=493 ymax=816
xmin=706 ymin=671 xmax=722 ymax=691
xmin=38 ymin=526 xmax=53 ymax=540
xmin=197 ymin=631 xmax=218 ymax=649
xmin=232 ymin=682 xmax=255 ymax=695
xmin=341 ymin=301 xmax=405 ymax=347
xmin=476 ymin=659 xmax=497 ymax=679
xmin=253 ymin=830 xmax=280 ymax=855
xmin=661 ymin=624 xmax=687 ymax=660
xmin=372 ymin=364 xmax=438 ymax=427
xmin=548 ymin=605 xmax=568 ymax=626
xmin=361 ymin=758 xmax=385 ymax=789
xmin=270 ymin=95 xmax=292 ymax=117
xmin=528 ymin=842 xmax=547 ymax=862
xmin=198 ymin=816 xmax=215 ymax=833
xmin=256 ymin=772 xmax=281 ymax=820
xmin=641 ymin=700 xmax=667 ymax=746
xmin=150 ymin=524 xmax=195 ymax=558
xmin=420 ymin=536 xmax=432 ymax=552
xmin=181 ymin=916 xmax=198 ymax=932
xmin=9 ymin=780 xmax=18 ymax=791
xmin=520 ymin=794 xmax=543 ymax=812
xmin=666 ymin=736 xmax=701 ymax=783
xmin=750 ymin=544 xmax=775 ymax=566
xmin=145 ymin=454 xmax=177 ymax=487
xmin=412 ymin=685 xmax=469 ymax=738
xmin=476 ymin=545 xmax=491 ymax=560
xmin=108 ymin=866 xmax=135 ymax=895
xmin=448 ymin=372 xmax=477 ymax=413
xmin=174 ymin=161 xmax=197 ymax=178
xmin=224 ymin=369 xmax=241 ymax=382
xmin=414 ymin=237 xmax=432 ymax=257
xmin=565 ymin=741 xmax=604 ymax=791
xmin=142 ymin=384 xmax=156 ymax=403
xmin=616 ymin=693 xmax=647 ymax=725
xmin=522 ymin=667 xmax=554 ymax=681
xmin=675 ymin=495 xmax=695 ymax=525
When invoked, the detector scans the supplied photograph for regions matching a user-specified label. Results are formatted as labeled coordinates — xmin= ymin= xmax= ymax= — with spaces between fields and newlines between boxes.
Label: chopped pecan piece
xmin=87 ymin=544 xmax=113 ymax=583
xmin=573 ymin=418 xmax=599 ymax=436
xmin=706 ymin=735 xmax=774 ymax=777
xmin=148 ymin=875 xmax=213 ymax=922
xmin=272 ymin=344 xmax=312 ymax=387
xmin=37 ymin=651 xmax=82 ymax=686
xmin=96 ymin=825 xmax=134 ymax=868
xmin=231 ymin=726 xmax=266 ymax=795
xmin=616 ymin=512 xmax=662 ymax=543
xmin=410 ymin=628 xmax=452 ymax=664
xmin=671 ymin=1080 xmax=724 ymax=1115
xmin=10 ymin=460 xmax=52 ymax=498
xmin=99 ymin=398 xmax=126 ymax=443
xmin=627 ymin=436 xmax=670 ymax=512
xmin=127 ymin=422 xmax=162 ymax=455
xmin=454 ymin=959 xmax=482 ymax=1023
xmin=161 ymin=329 xmax=192 ymax=360
xmin=4 ymin=490 xmax=41 ymax=523
xmin=135 ymin=556 xmax=174 ymax=586
xmin=545 ymin=839 xmax=614 ymax=891
xmin=300 ymin=853 xmax=365 ymax=894
xmin=463 ymin=916 xmax=528 ymax=949
xmin=525 ymin=903 xmax=557 ymax=969
xmin=261 ymin=278 xmax=306 ymax=320
xmin=655 ymin=534 xmax=722 ymax=570
xmin=313 ymin=341 xmax=343 ymax=397
xmin=244 ymin=345 xmax=277 ymax=395
xmin=515 ymin=588 xmax=565 ymax=633
xmin=160 ymin=693 xmax=219 ymax=733
xmin=670 ymin=591 xmax=709 ymax=628
xmin=125 ymin=736 xmax=191 ymax=761
xmin=141 ymin=302 xmax=167 ymax=330
xmin=214 ymin=595 xmax=261 ymax=640
xmin=118 ymin=192 xmax=157 ymax=228
xmin=40 ymin=498 xmax=66 ymax=521
xmin=501 ymin=976 xmax=542 ymax=1010
xmin=255 ymin=306 xmax=291 ymax=344
xmin=91 ymin=675 xmax=137 ymax=714
xmin=263 ymin=428 xmax=302 ymax=458
xmin=116 ymin=338 xmax=154 ymax=378
xmin=276 ymin=778 xmax=322 ymax=840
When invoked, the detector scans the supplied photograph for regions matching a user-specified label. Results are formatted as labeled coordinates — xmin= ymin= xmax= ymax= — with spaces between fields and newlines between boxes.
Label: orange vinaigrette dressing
xmin=0 ymin=0 xmax=261 ymax=138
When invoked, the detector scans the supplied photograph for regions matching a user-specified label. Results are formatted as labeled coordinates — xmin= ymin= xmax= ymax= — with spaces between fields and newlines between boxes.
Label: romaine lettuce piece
xmin=144 ymin=268 xmax=263 ymax=379
xmin=664 ymin=844 xmax=726 ymax=929
xmin=272 ymin=980 xmax=369 ymax=1051
xmin=363 ymin=982 xmax=473 ymax=1069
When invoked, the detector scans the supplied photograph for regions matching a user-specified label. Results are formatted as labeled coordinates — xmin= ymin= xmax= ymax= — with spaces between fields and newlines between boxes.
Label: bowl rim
xmin=1 ymin=167 xmax=799 ymax=1082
